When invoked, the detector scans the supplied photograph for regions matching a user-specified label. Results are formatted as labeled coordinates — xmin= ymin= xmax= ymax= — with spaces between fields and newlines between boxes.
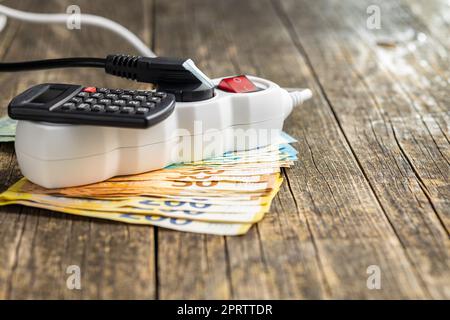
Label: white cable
xmin=0 ymin=4 xmax=155 ymax=57
xmin=289 ymin=89 xmax=313 ymax=107
xmin=0 ymin=14 xmax=7 ymax=32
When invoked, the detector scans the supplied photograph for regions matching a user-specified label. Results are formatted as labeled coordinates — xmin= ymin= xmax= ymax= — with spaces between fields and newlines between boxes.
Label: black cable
xmin=0 ymin=57 xmax=106 ymax=72
xmin=0 ymin=55 xmax=201 ymax=83
xmin=0 ymin=54 xmax=214 ymax=102
xmin=0 ymin=55 xmax=199 ymax=83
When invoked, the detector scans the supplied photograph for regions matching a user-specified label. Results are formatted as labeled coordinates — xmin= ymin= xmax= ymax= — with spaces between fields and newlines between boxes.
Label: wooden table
xmin=0 ymin=0 xmax=448 ymax=299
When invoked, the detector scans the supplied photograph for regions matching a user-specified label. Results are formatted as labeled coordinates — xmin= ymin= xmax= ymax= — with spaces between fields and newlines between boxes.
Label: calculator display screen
xmin=32 ymin=88 xmax=66 ymax=103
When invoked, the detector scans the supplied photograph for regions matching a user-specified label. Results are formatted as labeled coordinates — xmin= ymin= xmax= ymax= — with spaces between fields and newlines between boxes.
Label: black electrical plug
xmin=105 ymin=54 xmax=215 ymax=102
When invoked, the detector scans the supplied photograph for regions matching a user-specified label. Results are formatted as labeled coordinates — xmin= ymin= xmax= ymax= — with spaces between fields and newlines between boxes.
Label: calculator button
xmin=61 ymin=102 xmax=75 ymax=110
xmin=114 ymin=99 xmax=126 ymax=106
xmin=142 ymin=102 xmax=156 ymax=108
xmin=105 ymin=93 xmax=118 ymax=100
xmin=91 ymin=104 xmax=105 ymax=112
xmin=77 ymin=92 xmax=90 ymax=98
xmin=134 ymin=95 xmax=146 ymax=101
xmin=148 ymin=97 xmax=161 ymax=103
xmin=154 ymin=92 xmax=167 ymax=98
xmin=76 ymin=103 xmax=91 ymax=111
xmin=83 ymin=87 xmax=97 ymax=93
xmin=120 ymin=94 xmax=132 ymax=100
xmin=123 ymin=90 xmax=136 ymax=94
xmin=71 ymin=97 xmax=83 ymax=104
xmin=84 ymin=98 xmax=97 ymax=104
xmin=99 ymin=99 xmax=111 ymax=105
xmin=97 ymin=88 xmax=109 ymax=93
xmin=106 ymin=105 xmax=120 ymax=112
xmin=120 ymin=106 xmax=134 ymax=113
xmin=127 ymin=100 xmax=141 ymax=107
xmin=136 ymin=107 xmax=149 ymax=114
xmin=110 ymin=89 xmax=123 ymax=94
xmin=91 ymin=93 xmax=104 ymax=99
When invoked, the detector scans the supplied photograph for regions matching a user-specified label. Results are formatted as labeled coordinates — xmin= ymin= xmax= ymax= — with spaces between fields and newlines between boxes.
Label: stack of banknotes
xmin=0 ymin=116 xmax=297 ymax=235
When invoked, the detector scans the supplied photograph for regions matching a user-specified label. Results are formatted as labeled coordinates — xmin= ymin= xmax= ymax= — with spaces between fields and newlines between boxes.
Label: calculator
xmin=8 ymin=83 xmax=176 ymax=128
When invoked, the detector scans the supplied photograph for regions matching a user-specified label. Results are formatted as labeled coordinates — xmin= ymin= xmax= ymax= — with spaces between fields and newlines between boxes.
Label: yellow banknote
xmin=1 ymin=189 xmax=274 ymax=214
xmin=2 ymin=198 xmax=267 ymax=223
xmin=0 ymin=199 xmax=252 ymax=235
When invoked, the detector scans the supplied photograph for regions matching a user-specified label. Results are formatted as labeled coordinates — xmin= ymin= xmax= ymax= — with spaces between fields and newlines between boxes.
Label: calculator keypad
xmin=58 ymin=87 xmax=170 ymax=116
xmin=53 ymin=86 xmax=175 ymax=128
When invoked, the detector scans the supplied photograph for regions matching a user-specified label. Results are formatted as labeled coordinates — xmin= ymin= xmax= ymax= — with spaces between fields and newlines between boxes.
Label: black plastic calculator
xmin=8 ymin=83 xmax=176 ymax=128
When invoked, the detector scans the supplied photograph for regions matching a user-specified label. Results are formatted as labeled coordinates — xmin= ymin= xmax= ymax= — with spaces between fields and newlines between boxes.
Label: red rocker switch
xmin=218 ymin=75 xmax=258 ymax=93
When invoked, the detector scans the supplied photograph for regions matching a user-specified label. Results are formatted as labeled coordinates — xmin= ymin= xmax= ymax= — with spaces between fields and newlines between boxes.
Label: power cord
xmin=0 ymin=57 xmax=106 ymax=71
xmin=0 ymin=4 xmax=155 ymax=57
xmin=0 ymin=54 xmax=213 ymax=88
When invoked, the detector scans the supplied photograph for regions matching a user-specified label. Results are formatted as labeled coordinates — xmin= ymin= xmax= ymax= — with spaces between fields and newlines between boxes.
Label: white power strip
xmin=15 ymin=76 xmax=311 ymax=188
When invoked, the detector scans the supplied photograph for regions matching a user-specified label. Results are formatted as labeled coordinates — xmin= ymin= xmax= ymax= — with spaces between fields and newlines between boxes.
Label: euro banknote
xmin=0 ymin=199 xmax=252 ymax=235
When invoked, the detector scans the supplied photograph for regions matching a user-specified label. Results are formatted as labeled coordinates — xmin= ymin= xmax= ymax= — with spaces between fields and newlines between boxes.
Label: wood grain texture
xmin=275 ymin=0 xmax=450 ymax=298
xmin=0 ymin=0 xmax=156 ymax=299
xmin=0 ymin=0 xmax=448 ymax=299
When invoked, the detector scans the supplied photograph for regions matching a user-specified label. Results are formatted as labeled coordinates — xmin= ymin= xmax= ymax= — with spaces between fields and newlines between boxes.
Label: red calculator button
xmin=218 ymin=75 xmax=258 ymax=93
xmin=83 ymin=87 xmax=97 ymax=93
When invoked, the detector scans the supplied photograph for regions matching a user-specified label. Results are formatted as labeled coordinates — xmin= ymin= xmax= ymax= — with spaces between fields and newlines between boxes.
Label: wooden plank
xmin=344 ymin=0 xmax=450 ymax=230
xmin=274 ymin=0 xmax=450 ymax=298
xmin=154 ymin=0 xmax=429 ymax=299
xmin=0 ymin=0 xmax=156 ymax=299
